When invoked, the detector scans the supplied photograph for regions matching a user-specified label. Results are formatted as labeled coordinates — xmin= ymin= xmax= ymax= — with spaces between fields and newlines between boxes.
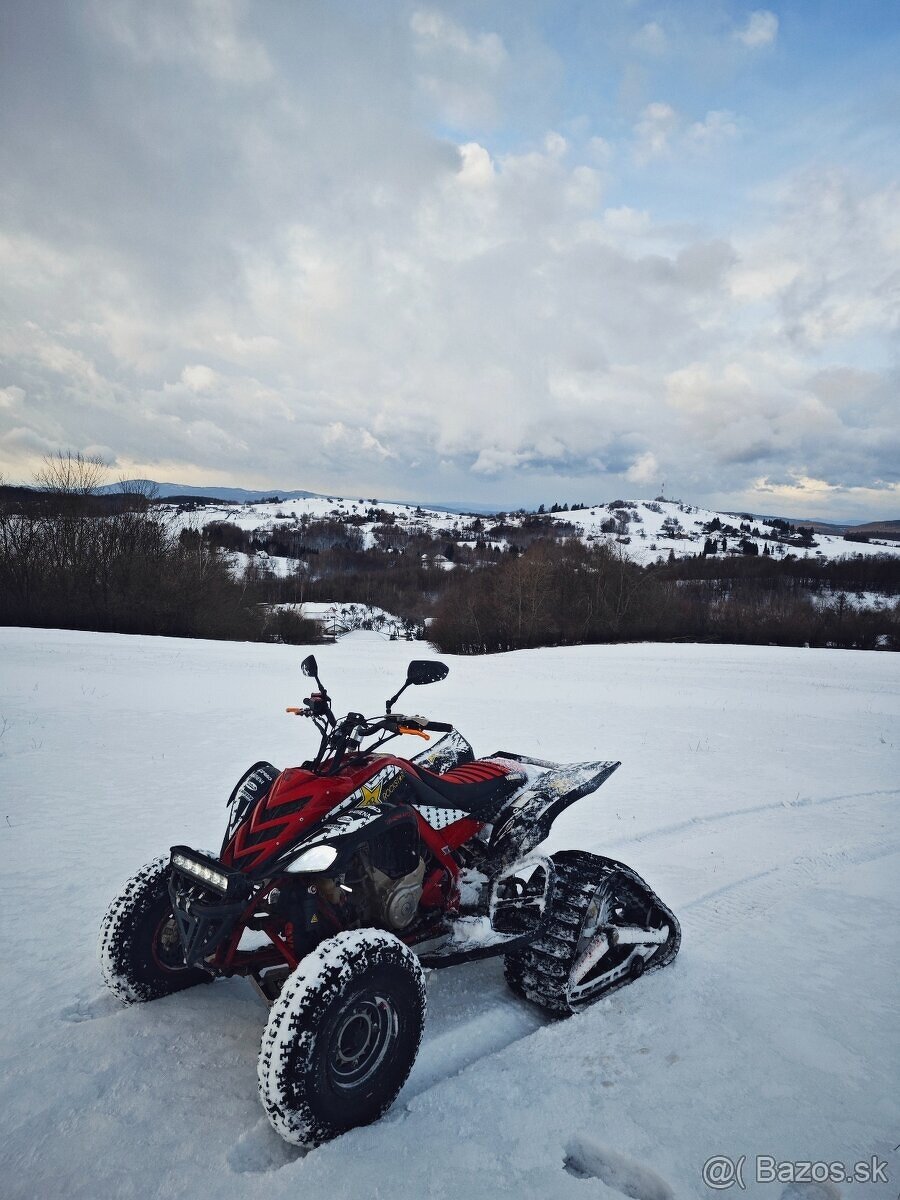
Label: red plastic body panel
xmin=220 ymin=754 xmax=506 ymax=877
xmin=214 ymin=753 xmax=514 ymax=971
xmin=221 ymin=758 xmax=386 ymax=873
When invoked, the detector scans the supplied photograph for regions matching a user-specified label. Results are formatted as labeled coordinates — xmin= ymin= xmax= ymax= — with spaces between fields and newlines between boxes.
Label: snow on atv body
xmin=99 ymin=654 xmax=680 ymax=1147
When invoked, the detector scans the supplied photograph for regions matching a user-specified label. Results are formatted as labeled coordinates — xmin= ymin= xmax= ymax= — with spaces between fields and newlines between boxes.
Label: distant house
xmin=421 ymin=552 xmax=454 ymax=570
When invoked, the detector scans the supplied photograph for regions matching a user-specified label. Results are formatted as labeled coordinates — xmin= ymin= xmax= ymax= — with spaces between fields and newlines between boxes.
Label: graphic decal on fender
xmin=358 ymin=767 xmax=403 ymax=809
xmin=277 ymin=768 xmax=405 ymax=865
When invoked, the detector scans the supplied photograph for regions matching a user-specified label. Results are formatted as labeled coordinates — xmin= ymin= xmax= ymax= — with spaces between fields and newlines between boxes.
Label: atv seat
xmin=406 ymin=760 xmax=523 ymax=815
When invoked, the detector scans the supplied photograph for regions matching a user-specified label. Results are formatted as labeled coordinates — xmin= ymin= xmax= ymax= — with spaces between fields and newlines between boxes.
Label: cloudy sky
xmin=1 ymin=1 xmax=898 ymax=518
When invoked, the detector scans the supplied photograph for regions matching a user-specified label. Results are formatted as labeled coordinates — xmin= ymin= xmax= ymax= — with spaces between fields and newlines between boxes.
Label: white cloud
xmin=633 ymin=21 xmax=667 ymax=56
xmin=1 ymin=5 xmax=896 ymax=516
xmin=728 ymin=259 xmax=801 ymax=301
xmin=457 ymin=142 xmax=496 ymax=188
xmin=471 ymin=448 xmax=531 ymax=475
xmin=626 ymin=451 xmax=660 ymax=484
xmin=750 ymin=475 xmax=900 ymax=516
xmin=634 ymin=107 xmax=738 ymax=165
xmin=418 ymin=74 xmax=500 ymax=128
xmin=587 ymin=136 xmax=613 ymax=165
xmin=601 ymin=206 xmax=652 ymax=236
xmin=82 ymin=443 xmax=118 ymax=465
xmin=688 ymin=110 xmax=739 ymax=150
xmin=411 ymin=9 xmax=507 ymax=127
xmin=733 ymin=170 xmax=900 ymax=348
xmin=634 ymin=102 xmax=679 ymax=162
xmin=323 ymin=423 xmax=395 ymax=461
xmin=565 ymin=165 xmax=603 ymax=210
xmin=2 ymin=427 xmax=62 ymax=456
xmin=0 ymin=386 xmax=26 ymax=412
xmin=181 ymin=365 xmax=217 ymax=393
xmin=411 ymin=10 xmax=507 ymax=70
xmin=94 ymin=0 xmax=273 ymax=84
xmin=735 ymin=10 xmax=779 ymax=49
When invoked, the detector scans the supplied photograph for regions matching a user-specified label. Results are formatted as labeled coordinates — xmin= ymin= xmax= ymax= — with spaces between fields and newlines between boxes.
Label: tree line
xmin=2 ymin=454 xmax=897 ymax=652
xmin=0 ymin=455 xmax=318 ymax=643
xmin=428 ymin=540 xmax=899 ymax=654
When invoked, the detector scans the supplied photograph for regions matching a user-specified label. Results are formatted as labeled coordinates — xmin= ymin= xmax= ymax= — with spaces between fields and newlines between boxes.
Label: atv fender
xmin=222 ymin=761 xmax=281 ymax=853
xmin=486 ymin=758 xmax=620 ymax=865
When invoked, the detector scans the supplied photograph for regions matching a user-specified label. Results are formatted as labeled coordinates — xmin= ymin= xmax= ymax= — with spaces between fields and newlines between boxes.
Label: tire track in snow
xmin=606 ymin=788 xmax=900 ymax=854
xmin=397 ymin=981 xmax=546 ymax=1106
xmin=683 ymin=830 xmax=900 ymax=943
xmin=227 ymin=987 xmax=548 ymax=1173
xmin=391 ymin=794 xmax=899 ymax=1111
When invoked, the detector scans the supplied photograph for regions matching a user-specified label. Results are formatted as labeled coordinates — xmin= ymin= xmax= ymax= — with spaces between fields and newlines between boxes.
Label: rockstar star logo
xmin=359 ymin=779 xmax=383 ymax=807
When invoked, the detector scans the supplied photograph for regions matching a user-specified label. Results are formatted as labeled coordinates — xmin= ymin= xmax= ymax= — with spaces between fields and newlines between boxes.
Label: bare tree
xmin=35 ymin=451 xmax=106 ymax=495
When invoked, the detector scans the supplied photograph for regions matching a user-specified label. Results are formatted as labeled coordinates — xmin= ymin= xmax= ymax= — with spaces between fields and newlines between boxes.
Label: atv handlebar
xmin=357 ymin=714 xmax=454 ymax=737
xmin=287 ymin=658 xmax=453 ymax=773
xmin=286 ymin=702 xmax=453 ymax=771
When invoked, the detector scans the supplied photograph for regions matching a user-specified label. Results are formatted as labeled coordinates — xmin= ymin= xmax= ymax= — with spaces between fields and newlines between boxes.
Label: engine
xmin=368 ymin=859 xmax=426 ymax=929
xmin=315 ymin=819 xmax=427 ymax=932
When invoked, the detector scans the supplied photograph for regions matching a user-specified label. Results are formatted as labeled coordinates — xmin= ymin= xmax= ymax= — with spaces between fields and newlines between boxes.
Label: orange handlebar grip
xmin=285 ymin=707 xmax=304 ymax=714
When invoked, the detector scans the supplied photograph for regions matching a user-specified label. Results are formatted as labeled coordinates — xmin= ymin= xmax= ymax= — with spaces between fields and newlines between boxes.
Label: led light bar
xmin=172 ymin=852 xmax=229 ymax=892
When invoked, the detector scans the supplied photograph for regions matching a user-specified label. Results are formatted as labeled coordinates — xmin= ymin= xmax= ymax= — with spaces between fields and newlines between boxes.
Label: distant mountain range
xmin=102 ymin=480 xmax=497 ymax=514
xmin=99 ymin=480 xmax=324 ymax=503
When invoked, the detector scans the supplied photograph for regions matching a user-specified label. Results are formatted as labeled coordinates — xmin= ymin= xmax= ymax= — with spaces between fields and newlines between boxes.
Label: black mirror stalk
xmin=385 ymin=680 xmax=409 ymax=715
xmin=386 ymin=660 xmax=449 ymax=712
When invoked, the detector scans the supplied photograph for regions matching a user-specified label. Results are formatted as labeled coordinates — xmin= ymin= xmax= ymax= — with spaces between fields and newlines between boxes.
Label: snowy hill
xmin=1 ymin=628 xmax=897 ymax=1199
xmin=163 ymin=492 xmax=900 ymax=567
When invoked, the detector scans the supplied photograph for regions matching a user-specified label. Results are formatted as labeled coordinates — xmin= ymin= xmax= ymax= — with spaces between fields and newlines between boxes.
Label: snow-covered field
xmin=1 ymin=628 xmax=897 ymax=1199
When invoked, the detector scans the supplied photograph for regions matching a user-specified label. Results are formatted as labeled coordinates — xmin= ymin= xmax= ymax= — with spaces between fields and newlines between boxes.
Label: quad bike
xmin=99 ymin=655 xmax=680 ymax=1147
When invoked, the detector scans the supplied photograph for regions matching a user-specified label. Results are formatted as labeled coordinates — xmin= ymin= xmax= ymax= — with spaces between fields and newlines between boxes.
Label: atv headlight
xmin=172 ymin=852 xmax=229 ymax=893
xmin=285 ymin=843 xmax=338 ymax=874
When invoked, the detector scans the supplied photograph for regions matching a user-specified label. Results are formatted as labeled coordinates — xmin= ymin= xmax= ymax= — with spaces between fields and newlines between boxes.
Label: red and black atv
xmin=99 ymin=655 xmax=679 ymax=1147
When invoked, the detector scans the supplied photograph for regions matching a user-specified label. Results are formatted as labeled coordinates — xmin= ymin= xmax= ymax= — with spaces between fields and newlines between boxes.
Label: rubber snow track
xmin=1 ymin=630 xmax=898 ymax=1199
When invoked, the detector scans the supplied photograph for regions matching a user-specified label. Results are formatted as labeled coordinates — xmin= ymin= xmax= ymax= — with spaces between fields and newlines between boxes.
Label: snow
xmin=173 ymin=495 xmax=465 ymax=554
xmin=809 ymin=589 xmax=898 ymax=611
xmin=226 ymin=549 xmax=302 ymax=579
xmin=168 ymin=493 xmax=900 ymax=567
xmin=1 ymin=627 xmax=898 ymax=1198
xmin=547 ymin=499 xmax=900 ymax=564
xmin=294 ymin=601 xmax=415 ymax=639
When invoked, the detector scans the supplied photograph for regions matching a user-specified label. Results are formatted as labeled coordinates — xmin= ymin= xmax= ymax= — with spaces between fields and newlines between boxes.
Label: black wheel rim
xmin=328 ymin=991 xmax=398 ymax=1091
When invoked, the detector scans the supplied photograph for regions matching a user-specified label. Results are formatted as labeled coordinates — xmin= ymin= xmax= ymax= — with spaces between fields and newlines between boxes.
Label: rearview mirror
xmin=406 ymin=660 xmax=449 ymax=686
xmin=301 ymin=654 xmax=318 ymax=678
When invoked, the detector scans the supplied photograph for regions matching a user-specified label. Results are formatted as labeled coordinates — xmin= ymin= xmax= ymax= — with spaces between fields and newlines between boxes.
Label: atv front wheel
xmin=99 ymin=856 xmax=211 ymax=1004
xmin=503 ymin=850 xmax=680 ymax=1016
xmin=258 ymin=929 xmax=426 ymax=1147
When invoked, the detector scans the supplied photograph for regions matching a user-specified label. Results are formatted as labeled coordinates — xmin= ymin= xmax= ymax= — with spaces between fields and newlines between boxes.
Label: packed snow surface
xmin=0 ymin=628 xmax=897 ymax=1198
